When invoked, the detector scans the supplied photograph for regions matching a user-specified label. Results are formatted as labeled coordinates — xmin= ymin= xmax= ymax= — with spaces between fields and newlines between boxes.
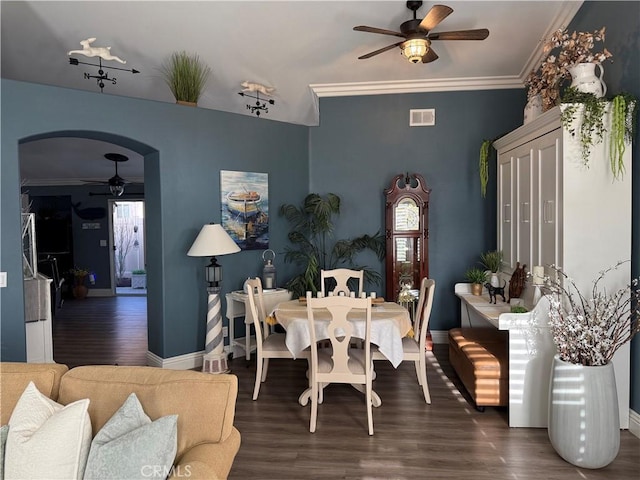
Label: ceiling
xmin=2 ymin=0 xmax=582 ymax=186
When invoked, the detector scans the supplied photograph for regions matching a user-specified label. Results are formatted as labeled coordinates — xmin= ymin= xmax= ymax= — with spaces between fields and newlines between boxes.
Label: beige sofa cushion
xmin=0 ymin=362 xmax=69 ymax=425
xmin=58 ymin=366 xmax=238 ymax=461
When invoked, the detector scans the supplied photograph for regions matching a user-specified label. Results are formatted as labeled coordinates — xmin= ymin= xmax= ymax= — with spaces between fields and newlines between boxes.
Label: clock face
xmin=395 ymin=199 xmax=419 ymax=231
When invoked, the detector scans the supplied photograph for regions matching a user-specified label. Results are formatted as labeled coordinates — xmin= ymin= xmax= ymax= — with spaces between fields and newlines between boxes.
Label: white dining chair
xmin=244 ymin=277 xmax=304 ymax=400
xmin=306 ymin=295 xmax=374 ymax=435
xmin=373 ymin=277 xmax=435 ymax=404
xmin=320 ymin=268 xmax=364 ymax=297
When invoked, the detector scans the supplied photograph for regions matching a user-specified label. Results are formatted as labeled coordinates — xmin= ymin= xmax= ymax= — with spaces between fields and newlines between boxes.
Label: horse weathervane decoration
xmin=67 ymin=37 xmax=140 ymax=92
xmin=238 ymin=81 xmax=276 ymax=117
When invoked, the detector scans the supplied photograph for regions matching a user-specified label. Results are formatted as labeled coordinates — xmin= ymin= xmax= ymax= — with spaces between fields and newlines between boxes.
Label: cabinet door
xmin=516 ymin=146 xmax=533 ymax=270
xmin=498 ymin=156 xmax=514 ymax=270
xmin=535 ymin=128 xmax=561 ymax=270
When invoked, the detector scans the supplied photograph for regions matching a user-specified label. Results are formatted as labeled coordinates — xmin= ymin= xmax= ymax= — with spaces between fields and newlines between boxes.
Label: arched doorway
xmin=19 ymin=131 xmax=158 ymax=366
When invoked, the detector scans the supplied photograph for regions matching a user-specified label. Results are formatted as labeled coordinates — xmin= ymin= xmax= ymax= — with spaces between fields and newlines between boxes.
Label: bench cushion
xmin=448 ymin=328 xmax=508 ymax=407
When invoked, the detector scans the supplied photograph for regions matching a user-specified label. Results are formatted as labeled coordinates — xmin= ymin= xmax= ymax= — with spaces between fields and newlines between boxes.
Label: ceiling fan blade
xmin=82 ymin=180 xmax=109 ymax=185
xmin=419 ymin=5 xmax=454 ymax=32
xmin=428 ymin=29 xmax=490 ymax=41
xmin=422 ymin=48 xmax=439 ymax=63
xmin=358 ymin=42 xmax=404 ymax=60
xmin=353 ymin=25 xmax=405 ymax=38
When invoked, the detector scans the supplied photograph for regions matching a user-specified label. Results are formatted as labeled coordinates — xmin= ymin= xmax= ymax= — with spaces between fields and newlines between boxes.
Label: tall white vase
xmin=548 ymin=355 xmax=620 ymax=469
xmin=568 ymin=63 xmax=607 ymax=98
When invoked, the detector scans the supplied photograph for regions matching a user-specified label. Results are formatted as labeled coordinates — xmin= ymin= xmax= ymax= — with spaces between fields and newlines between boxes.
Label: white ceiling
xmin=2 ymin=0 xmax=582 ymax=185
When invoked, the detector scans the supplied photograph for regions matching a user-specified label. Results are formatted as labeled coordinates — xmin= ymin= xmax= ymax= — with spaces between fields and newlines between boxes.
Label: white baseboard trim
xmin=629 ymin=409 xmax=640 ymax=438
xmin=146 ymin=350 xmax=204 ymax=370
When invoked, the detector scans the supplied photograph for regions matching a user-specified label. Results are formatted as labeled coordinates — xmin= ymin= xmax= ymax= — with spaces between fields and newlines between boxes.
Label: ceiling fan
xmin=354 ymin=1 xmax=489 ymax=64
xmin=83 ymin=153 xmax=131 ymax=197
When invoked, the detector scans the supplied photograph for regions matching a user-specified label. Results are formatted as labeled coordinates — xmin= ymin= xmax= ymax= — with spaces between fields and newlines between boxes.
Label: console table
xmin=455 ymin=283 xmax=629 ymax=429
xmin=225 ymin=288 xmax=292 ymax=360
xmin=455 ymin=282 xmax=556 ymax=428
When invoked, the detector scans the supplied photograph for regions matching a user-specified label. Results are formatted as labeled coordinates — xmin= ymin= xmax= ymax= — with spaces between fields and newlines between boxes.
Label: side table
xmin=225 ymin=288 xmax=292 ymax=360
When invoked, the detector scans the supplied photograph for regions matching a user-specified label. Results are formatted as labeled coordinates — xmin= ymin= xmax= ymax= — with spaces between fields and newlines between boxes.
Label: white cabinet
xmin=494 ymin=105 xmax=631 ymax=428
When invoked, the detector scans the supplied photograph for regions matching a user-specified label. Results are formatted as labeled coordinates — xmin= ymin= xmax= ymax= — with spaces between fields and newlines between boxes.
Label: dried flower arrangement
xmin=540 ymin=261 xmax=639 ymax=366
xmin=525 ymin=27 xmax=613 ymax=111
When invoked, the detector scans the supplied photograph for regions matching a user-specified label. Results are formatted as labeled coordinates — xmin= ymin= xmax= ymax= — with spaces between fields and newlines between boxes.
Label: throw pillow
xmin=4 ymin=381 xmax=92 ymax=480
xmin=0 ymin=424 xmax=8 ymax=479
xmin=83 ymin=393 xmax=177 ymax=480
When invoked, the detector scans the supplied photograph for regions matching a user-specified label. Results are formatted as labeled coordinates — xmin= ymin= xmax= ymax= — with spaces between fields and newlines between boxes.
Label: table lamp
xmin=187 ymin=223 xmax=240 ymax=373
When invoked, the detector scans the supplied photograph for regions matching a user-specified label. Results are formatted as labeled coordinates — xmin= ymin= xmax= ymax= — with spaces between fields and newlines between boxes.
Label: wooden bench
xmin=448 ymin=328 xmax=509 ymax=411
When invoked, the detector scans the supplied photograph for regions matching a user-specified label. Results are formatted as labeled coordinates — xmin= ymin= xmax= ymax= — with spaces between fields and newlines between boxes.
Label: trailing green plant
xmin=561 ymin=88 xmax=638 ymax=178
xmin=280 ymin=193 xmax=385 ymax=298
xmin=561 ymin=87 xmax=607 ymax=166
xmin=132 ymin=269 xmax=146 ymax=275
xmin=511 ymin=305 xmax=529 ymax=314
xmin=479 ymin=139 xmax=492 ymax=198
xmin=609 ymin=93 xmax=638 ymax=179
xmin=480 ymin=250 xmax=503 ymax=273
xmin=159 ymin=51 xmax=211 ymax=104
xmin=464 ymin=267 xmax=488 ymax=285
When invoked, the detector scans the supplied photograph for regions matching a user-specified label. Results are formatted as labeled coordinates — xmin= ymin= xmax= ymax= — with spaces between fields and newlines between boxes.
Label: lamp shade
xmin=402 ymin=38 xmax=429 ymax=64
xmin=187 ymin=223 xmax=241 ymax=257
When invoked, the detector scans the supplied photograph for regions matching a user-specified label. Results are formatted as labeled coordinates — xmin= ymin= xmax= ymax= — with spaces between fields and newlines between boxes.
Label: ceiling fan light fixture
xmin=402 ymin=38 xmax=429 ymax=63
xmin=109 ymin=183 xmax=125 ymax=197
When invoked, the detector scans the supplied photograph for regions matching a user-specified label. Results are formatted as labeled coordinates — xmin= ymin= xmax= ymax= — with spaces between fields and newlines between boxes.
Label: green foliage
xmin=132 ymin=269 xmax=146 ymax=275
xmin=479 ymin=140 xmax=492 ymax=198
xmin=160 ymin=51 xmax=211 ymax=103
xmin=510 ymin=305 xmax=529 ymax=313
xmin=561 ymin=88 xmax=607 ymax=166
xmin=561 ymin=88 xmax=638 ymax=178
xmin=480 ymin=250 xmax=503 ymax=273
xmin=609 ymin=93 xmax=638 ymax=179
xmin=280 ymin=193 xmax=385 ymax=298
xmin=464 ymin=267 xmax=488 ymax=285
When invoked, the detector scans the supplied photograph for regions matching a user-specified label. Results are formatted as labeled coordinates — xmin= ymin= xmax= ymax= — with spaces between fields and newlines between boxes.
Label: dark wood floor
xmin=52 ymin=296 xmax=639 ymax=479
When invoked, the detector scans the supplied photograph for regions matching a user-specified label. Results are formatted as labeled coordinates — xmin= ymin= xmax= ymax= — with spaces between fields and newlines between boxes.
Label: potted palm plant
xmin=280 ymin=193 xmax=385 ymax=299
xmin=480 ymin=250 xmax=503 ymax=287
xmin=159 ymin=51 xmax=211 ymax=106
xmin=464 ymin=267 xmax=487 ymax=296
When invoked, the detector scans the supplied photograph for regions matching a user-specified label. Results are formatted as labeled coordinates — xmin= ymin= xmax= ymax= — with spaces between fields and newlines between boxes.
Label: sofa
xmin=1 ymin=362 xmax=241 ymax=479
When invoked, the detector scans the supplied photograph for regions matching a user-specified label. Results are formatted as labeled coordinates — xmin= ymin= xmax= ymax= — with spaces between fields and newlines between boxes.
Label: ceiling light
xmin=109 ymin=183 xmax=125 ymax=197
xmin=402 ymin=38 xmax=429 ymax=64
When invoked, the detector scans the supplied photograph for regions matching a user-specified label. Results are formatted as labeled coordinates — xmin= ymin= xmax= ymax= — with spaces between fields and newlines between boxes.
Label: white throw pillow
xmin=4 ymin=381 xmax=92 ymax=480
xmin=83 ymin=393 xmax=177 ymax=480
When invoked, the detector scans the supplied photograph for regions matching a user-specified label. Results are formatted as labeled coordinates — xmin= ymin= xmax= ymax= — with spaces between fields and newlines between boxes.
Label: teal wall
xmin=567 ymin=0 xmax=640 ymax=416
xmin=1 ymin=79 xmax=309 ymax=361
xmin=310 ymin=89 xmax=525 ymax=332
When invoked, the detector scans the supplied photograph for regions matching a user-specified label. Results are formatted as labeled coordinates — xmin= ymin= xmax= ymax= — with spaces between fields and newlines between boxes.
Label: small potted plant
xmin=69 ymin=267 xmax=90 ymax=299
xmin=480 ymin=250 xmax=503 ymax=287
xmin=464 ymin=267 xmax=488 ymax=296
xmin=159 ymin=51 xmax=211 ymax=106
xmin=131 ymin=269 xmax=147 ymax=289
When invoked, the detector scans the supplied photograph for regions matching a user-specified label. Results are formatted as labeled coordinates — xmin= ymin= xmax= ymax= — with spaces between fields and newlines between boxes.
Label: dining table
xmin=272 ymin=298 xmax=413 ymax=407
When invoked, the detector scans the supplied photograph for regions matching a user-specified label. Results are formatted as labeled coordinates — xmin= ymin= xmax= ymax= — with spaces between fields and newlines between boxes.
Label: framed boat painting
xmin=220 ymin=170 xmax=269 ymax=250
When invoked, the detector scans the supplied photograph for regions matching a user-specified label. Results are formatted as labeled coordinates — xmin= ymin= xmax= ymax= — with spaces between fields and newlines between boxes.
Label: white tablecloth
xmin=274 ymin=300 xmax=412 ymax=368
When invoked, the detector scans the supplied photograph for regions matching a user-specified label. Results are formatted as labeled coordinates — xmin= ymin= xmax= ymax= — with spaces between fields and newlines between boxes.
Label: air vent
xmin=410 ymin=109 xmax=435 ymax=126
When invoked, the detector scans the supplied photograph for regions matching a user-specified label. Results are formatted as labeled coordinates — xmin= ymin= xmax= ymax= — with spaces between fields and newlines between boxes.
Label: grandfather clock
xmin=384 ymin=173 xmax=431 ymax=302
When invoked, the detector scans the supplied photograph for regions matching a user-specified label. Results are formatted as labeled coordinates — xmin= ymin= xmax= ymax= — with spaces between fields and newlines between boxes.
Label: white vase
xmin=490 ymin=273 xmax=500 ymax=288
xmin=548 ymin=355 xmax=620 ymax=469
xmin=568 ymin=63 xmax=607 ymax=98
xmin=524 ymin=94 xmax=543 ymax=124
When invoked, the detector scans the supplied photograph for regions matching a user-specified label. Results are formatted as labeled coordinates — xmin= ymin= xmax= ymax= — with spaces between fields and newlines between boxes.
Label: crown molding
xmin=310 ymin=75 xmax=524 ymax=98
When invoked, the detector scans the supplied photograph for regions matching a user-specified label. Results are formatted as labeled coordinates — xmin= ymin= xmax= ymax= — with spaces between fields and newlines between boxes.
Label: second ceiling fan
xmin=354 ymin=1 xmax=489 ymax=64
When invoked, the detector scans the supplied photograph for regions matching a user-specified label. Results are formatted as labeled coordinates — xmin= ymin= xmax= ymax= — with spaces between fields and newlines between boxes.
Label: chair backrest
xmin=320 ymin=268 xmax=364 ymax=297
xmin=244 ymin=278 xmax=269 ymax=350
xmin=306 ymin=296 xmax=372 ymax=384
xmin=413 ymin=278 xmax=436 ymax=349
